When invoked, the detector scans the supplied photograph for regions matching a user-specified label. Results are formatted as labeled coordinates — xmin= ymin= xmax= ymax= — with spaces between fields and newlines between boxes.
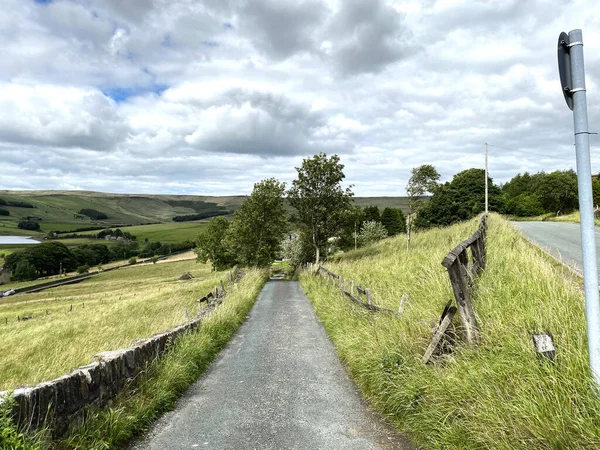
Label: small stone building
xmin=0 ymin=266 xmax=10 ymax=285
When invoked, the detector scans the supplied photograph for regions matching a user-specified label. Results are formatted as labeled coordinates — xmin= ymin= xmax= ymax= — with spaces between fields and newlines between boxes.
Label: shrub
xmin=128 ymin=257 xmax=137 ymax=265
xmin=76 ymin=265 xmax=90 ymax=274
xmin=358 ymin=220 xmax=388 ymax=247
xmin=0 ymin=208 xmax=9 ymax=216
xmin=0 ymin=394 xmax=39 ymax=449
xmin=150 ymin=256 xmax=159 ymax=264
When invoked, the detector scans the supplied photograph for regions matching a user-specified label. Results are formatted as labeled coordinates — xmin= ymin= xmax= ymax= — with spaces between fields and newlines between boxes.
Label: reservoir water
xmin=0 ymin=236 xmax=41 ymax=245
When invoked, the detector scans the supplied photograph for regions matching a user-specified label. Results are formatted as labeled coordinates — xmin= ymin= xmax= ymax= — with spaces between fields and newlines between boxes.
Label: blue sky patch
xmin=103 ymin=85 xmax=168 ymax=103
xmin=34 ymin=0 xmax=53 ymax=4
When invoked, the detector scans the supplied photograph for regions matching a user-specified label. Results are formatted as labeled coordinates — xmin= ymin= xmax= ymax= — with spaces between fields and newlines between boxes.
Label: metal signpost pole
xmin=561 ymin=29 xmax=600 ymax=385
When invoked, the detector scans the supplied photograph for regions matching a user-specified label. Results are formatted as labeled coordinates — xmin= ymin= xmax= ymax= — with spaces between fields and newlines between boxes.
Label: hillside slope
xmin=0 ymin=190 xmax=409 ymax=236
xmin=300 ymin=215 xmax=599 ymax=449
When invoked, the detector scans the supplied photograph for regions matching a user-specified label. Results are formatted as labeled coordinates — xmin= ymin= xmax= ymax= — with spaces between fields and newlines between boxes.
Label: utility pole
xmin=484 ymin=142 xmax=489 ymax=214
xmin=558 ymin=29 xmax=600 ymax=385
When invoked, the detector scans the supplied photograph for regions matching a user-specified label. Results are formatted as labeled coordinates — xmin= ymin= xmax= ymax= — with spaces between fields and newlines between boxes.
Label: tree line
xmin=196 ymin=154 xmax=595 ymax=272
xmin=5 ymin=239 xmax=195 ymax=281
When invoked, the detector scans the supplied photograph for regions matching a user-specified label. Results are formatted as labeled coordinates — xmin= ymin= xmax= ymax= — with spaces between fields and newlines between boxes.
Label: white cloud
xmin=0 ymin=0 xmax=599 ymax=195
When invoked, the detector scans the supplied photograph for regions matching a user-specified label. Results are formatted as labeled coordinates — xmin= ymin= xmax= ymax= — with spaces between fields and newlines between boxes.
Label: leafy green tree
xmin=0 ymin=208 xmax=9 ymax=216
xmin=535 ymin=170 xmax=578 ymax=214
xmin=358 ymin=220 xmax=388 ymax=246
xmin=76 ymin=264 xmax=90 ymax=274
xmin=13 ymin=260 xmax=38 ymax=281
xmin=406 ymin=165 xmax=440 ymax=248
xmin=381 ymin=207 xmax=406 ymax=235
xmin=336 ymin=206 xmax=364 ymax=251
xmin=415 ymin=168 xmax=502 ymax=229
xmin=225 ymin=178 xmax=288 ymax=267
xmin=362 ymin=206 xmax=381 ymax=223
xmin=195 ymin=216 xmax=236 ymax=271
xmin=504 ymin=193 xmax=544 ymax=217
xmin=288 ymin=153 xmax=353 ymax=264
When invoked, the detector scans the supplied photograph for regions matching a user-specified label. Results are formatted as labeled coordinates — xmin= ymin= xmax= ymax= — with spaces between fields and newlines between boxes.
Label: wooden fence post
xmin=365 ymin=288 xmax=372 ymax=305
xmin=228 ymin=272 xmax=232 ymax=284
xmin=220 ymin=280 xmax=226 ymax=294
xmin=350 ymin=280 xmax=354 ymax=296
xmin=423 ymin=304 xmax=457 ymax=364
xmin=446 ymin=257 xmax=479 ymax=344
xmin=357 ymin=285 xmax=362 ymax=301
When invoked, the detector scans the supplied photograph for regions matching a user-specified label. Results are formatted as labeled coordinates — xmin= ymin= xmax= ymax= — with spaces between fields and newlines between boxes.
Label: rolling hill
xmin=0 ymin=190 xmax=409 ymax=237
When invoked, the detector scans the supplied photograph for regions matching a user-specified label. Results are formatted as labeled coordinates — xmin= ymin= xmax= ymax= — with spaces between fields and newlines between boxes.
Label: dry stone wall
xmin=1 ymin=267 xmax=241 ymax=437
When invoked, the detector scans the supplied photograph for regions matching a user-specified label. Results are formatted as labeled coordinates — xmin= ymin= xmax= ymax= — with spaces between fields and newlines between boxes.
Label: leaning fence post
xmin=445 ymin=257 xmax=479 ymax=344
xmin=366 ymin=288 xmax=372 ymax=305
xmin=220 ymin=280 xmax=226 ymax=294
xmin=228 ymin=272 xmax=233 ymax=284
xmin=423 ymin=303 xmax=458 ymax=364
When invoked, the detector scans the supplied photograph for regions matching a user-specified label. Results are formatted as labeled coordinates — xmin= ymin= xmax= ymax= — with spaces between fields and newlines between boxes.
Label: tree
xmin=288 ymin=153 xmax=354 ymax=264
xmin=535 ymin=170 xmax=578 ymax=214
xmin=380 ymin=207 xmax=406 ymax=236
xmin=406 ymin=165 xmax=440 ymax=249
xmin=336 ymin=206 xmax=364 ymax=251
xmin=195 ymin=216 xmax=236 ymax=271
xmin=225 ymin=178 xmax=288 ymax=267
xmin=0 ymin=208 xmax=9 ymax=216
xmin=13 ymin=260 xmax=38 ymax=281
xmin=362 ymin=206 xmax=381 ymax=223
xmin=415 ymin=168 xmax=502 ymax=229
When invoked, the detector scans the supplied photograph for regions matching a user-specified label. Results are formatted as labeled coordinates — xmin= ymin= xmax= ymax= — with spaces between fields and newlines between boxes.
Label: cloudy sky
xmin=1 ymin=0 xmax=599 ymax=196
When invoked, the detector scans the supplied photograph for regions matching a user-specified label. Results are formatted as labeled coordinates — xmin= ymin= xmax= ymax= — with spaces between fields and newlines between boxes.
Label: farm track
xmin=131 ymin=279 xmax=413 ymax=450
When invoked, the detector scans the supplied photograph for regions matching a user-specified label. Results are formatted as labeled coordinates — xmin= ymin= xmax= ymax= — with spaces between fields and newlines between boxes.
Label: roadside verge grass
xmin=300 ymin=214 xmax=600 ymax=449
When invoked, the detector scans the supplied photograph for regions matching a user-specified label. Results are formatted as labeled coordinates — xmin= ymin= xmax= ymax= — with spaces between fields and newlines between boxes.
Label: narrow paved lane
xmin=511 ymin=221 xmax=600 ymax=275
xmin=131 ymin=280 xmax=413 ymax=450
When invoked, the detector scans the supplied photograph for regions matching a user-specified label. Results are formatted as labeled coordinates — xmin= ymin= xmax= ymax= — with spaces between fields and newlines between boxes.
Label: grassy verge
xmin=508 ymin=210 xmax=600 ymax=226
xmin=300 ymin=214 xmax=600 ymax=449
xmin=0 ymin=259 xmax=229 ymax=390
xmin=54 ymin=268 xmax=268 ymax=449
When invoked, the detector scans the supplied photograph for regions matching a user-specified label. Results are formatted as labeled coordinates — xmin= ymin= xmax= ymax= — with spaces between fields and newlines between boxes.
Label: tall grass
xmin=0 ymin=259 xmax=229 ymax=390
xmin=301 ymin=214 xmax=600 ymax=449
xmin=56 ymin=269 xmax=268 ymax=449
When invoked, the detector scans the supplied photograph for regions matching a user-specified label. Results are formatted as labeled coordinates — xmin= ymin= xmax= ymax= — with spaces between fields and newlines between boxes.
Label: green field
xmin=0 ymin=190 xmax=409 ymax=240
xmin=300 ymin=215 xmax=599 ymax=449
xmin=76 ymin=221 xmax=209 ymax=243
xmin=0 ymin=258 xmax=264 ymax=390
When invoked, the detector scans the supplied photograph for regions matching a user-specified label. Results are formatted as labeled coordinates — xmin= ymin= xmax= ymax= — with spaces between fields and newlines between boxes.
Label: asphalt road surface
xmin=131 ymin=279 xmax=413 ymax=450
xmin=511 ymin=221 xmax=600 ymax=274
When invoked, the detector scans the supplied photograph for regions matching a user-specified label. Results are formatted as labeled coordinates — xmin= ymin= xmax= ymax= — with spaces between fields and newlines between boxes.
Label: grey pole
xmin=484 ymin=142 xmax=488 ymax=214
xmin=569 ymin=29 xmax=600 ymax=385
